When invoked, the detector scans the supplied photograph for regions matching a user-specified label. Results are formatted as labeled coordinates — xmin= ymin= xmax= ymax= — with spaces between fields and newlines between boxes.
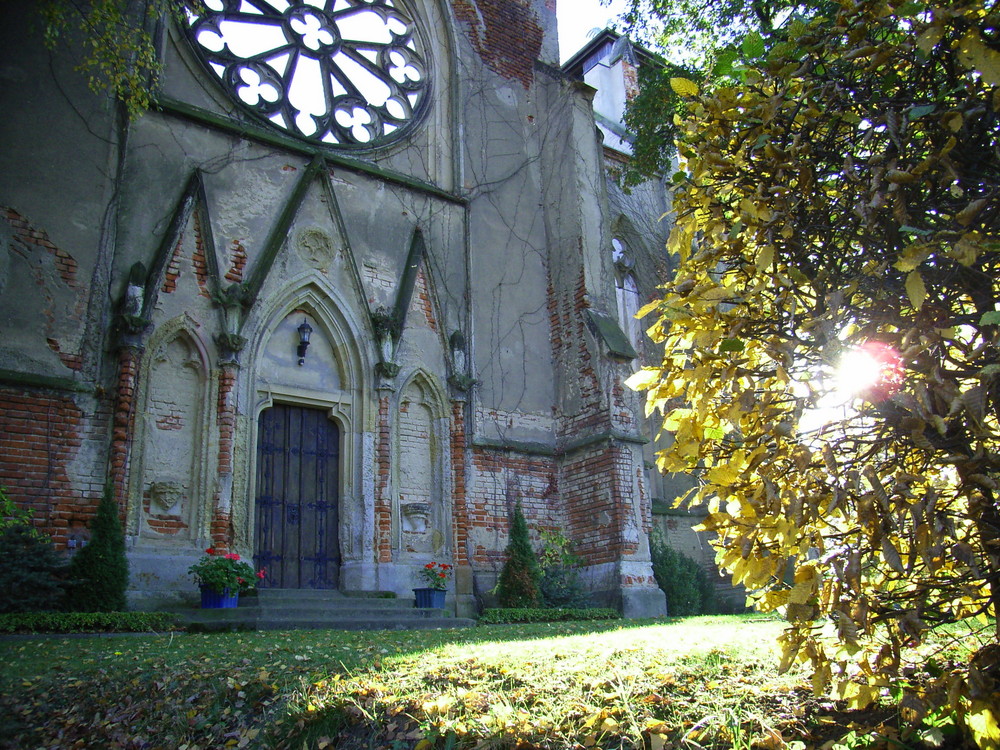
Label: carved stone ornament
xmin=448 ymin=373 xmax=477 ymax=392
xmin=376 ymin=360 xmax=401 ymax=379
xmin=298 ymin=228 xmax=335 ymax=268
xmin=147 ymin=480 xmax=185 ymax=514
xmin=401 ymin=501 xmax=430 ymax=533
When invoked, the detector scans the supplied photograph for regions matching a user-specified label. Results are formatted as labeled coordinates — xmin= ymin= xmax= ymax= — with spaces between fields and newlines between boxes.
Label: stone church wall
xmin=0 ymin=0 xmax=669 ymax=618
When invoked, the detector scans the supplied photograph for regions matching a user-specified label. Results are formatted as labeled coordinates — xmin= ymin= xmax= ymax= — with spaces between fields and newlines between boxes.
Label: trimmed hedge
xmin=478 ymin=607 xmax=621 ymax=624
xmin=0 ymin=611 xmax=177 ymax=634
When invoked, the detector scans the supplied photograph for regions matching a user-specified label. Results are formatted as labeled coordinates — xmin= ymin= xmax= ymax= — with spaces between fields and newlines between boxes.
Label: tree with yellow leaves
xmin=627 ymin=0 xmax=1000 ymax=744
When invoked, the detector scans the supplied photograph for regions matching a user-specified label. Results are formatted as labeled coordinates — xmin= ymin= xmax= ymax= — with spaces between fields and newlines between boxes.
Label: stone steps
xmin=174 ymin=589 xmax=476 ymax=632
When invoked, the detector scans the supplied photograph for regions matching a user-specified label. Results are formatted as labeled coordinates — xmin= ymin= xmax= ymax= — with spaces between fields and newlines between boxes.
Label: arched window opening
xmin=186 ymin=0 xmax=430 ymax=147
xmin=612 ymin=237 xmax=642 ymax=356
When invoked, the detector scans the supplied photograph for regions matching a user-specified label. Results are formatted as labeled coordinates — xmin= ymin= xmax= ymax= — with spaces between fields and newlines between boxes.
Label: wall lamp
xmin=297 ymin=319 xmax=313 ymax=365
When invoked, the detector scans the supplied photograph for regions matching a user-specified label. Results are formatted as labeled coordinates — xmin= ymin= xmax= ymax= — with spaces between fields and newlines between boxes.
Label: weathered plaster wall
xmin=0 ymin=5 xmax=121 ymax=544
xmin=0 ymin=0 xmax=668 ymax=617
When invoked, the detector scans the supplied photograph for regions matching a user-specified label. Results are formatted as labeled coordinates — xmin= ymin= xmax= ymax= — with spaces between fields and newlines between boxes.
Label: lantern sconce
xmin=297 ymin=319 xmax=313 ymax=366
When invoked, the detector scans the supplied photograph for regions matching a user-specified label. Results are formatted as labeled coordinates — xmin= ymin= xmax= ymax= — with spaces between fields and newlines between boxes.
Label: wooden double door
xmin=254 ymin=404 xmax=340 ymax=589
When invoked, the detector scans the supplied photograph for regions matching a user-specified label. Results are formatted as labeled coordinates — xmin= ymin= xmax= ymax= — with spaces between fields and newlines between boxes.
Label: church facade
xmin=0 ymin=0 xmax=674 ymax=617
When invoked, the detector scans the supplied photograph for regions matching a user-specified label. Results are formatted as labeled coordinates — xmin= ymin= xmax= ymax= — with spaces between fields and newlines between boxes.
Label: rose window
xmin=186 ymin=0 xmax=430 ymax=147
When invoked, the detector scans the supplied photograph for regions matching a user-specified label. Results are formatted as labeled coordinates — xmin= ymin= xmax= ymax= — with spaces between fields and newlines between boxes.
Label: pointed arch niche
xmin=235 ymin=280 xmax=373 ymax=588
xmin=126 ymin=319 xmax=216 ymax=545
xmin=394 ymin=370 xmax=450 ymax=558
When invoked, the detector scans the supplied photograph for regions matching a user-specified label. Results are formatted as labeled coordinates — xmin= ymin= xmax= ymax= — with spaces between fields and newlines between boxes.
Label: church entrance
xmin=253 ymin=404 xmax=340 ymax=589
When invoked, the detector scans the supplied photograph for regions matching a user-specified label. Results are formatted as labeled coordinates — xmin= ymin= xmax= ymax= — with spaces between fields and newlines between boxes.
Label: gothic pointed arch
xmin=610 ymin=217 xmax=645 ymax=358
xmin=234 ymin=275 xmax=374 ymax=588
xmin=125 ymin=317 xmax=216 ymax=546
xmin=393 ymin=369 xmax=450 ymax=559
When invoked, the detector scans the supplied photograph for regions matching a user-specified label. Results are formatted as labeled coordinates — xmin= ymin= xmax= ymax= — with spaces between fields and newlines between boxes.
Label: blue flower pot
xmin=413 ymin=588 xmax=446 ymax=609
xmin=200 ymin=586 xmax=239 ymax=609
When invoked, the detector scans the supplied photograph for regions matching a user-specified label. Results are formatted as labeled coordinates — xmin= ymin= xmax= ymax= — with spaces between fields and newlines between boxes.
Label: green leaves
xmin=741 ymin=31 xmax=765 ymax=59
xmin=38 ymin=0 xmax=204 ymax=118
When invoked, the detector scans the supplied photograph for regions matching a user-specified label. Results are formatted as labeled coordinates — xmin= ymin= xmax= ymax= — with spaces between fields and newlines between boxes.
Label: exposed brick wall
xmin=210 ymin=510 xmax=232 ymax=552
xmin=412 ymin=268 xmax=439 ymax=333
xmin=216 ymin=366 xmax=237 ymax=477
xmin=610 ymin=379 xmax=635 ymax=433
xmin=4 ymin=208 xmax=80 ymax=289
xmin=192 ymin=211 xmax=211 ymax=298
xmin=4 ymin=207 xmax=86 ymax=372
xmin=109 ymin=346 xmax=141 ymax=508
xmin=561 ymin=445 xmax=618 ymax=564
xmin=163 ymin=220 xmax=215 ymax=298
xmin=545 ymin=245 xmax=649 ymax=567
xmin=450 ymin=400 xmax=470 ymax=563
xmin=362 ymin=259 xmax=394 ymax=305
xmin=450 ymin=0 xmax=544 ymax=88
xmin=211 ymin=364 xmax=238 ymax=552
xmin=375 ymin=392 xmax=392 ymax=563
xmin=45 ymin=338 xmax=83 ymax=372
xmin=0 ymin=385 xmax=107 ymax=548
xmin=468 ymin=447 xmax=559 ymax=566
xmin=622 ymin=58 xmax=639 ymax=101
xmin=161 ymin=235 xmax=184 ymax=294
xmin=547 ymin=266 xmax=608 ymax=441
xmin=225 ymin=239 xmax=247 ymax=284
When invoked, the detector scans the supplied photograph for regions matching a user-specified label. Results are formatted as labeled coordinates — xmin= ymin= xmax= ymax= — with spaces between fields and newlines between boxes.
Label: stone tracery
xmin=186 ymin=0 xmax=430 ymax=146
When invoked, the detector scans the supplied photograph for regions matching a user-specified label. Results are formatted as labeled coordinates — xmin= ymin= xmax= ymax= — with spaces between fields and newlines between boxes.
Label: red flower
xmin=225 ymin=553 xmax=240 ymax=561
xmin=256 ymin=569 xmax=266 ymax=579
xmin=205 ymin=548 xmax=215 ymax=555
xmin=438 ymin=572 xmax=446 ymax=578
xmin=425 ymin=563 xmax=435 ymax=569
xmin=237 ymin=577 xmax=246 ymax=585
xmin=441 ymin=564 xmax=451 ymax=569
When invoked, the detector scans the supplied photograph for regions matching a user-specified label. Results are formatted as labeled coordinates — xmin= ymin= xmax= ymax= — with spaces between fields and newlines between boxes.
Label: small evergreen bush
xmin=538 ymin=529 xmax=589 ymax=608
xmin=649 ymin=529 xmax=713 ymax=617
xmin=0 ymin=528 xmax=66 ymax=614
xmin=0 ymin=487 xmax=66 ymax=614
xmin=65 ymin=485 xmax=129 ymax=612
xmin=495 ymin=502 xmax=541 ymax=608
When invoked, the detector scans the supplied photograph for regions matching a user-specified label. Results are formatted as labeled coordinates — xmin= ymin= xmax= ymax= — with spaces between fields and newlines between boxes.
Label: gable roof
xmin=561 ymin=28 xmax=663 ymax=79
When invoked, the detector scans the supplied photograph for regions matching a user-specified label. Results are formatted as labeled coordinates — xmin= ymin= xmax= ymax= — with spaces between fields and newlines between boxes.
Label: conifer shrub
xmin=495 ymin=502 xmax=541 ymax=608
xmin=65 ymin=485 xmax=129 ymax=612
xmin=649 ymin=529 xmax=713 ymax=617
xmin=0 ymin=489 xmax=66 ymax=614
xmin=538 ymin=529 xmax=589 ymax=608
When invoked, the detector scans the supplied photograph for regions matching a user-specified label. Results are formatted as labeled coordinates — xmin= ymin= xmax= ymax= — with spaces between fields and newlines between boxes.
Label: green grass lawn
xmin=0 ymin=615 xmax=977 ymax=749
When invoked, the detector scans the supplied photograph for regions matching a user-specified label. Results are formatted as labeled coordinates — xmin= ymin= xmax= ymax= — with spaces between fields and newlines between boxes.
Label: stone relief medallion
xmin=186 ymin=0 xmax=431 ymax=148
xmin=297 ymin=227 xmax=335 ymax=268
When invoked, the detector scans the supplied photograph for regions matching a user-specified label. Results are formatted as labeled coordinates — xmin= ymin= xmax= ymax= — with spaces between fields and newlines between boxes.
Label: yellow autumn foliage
xmin=629 ymin=0 xmax=1000 ymax=744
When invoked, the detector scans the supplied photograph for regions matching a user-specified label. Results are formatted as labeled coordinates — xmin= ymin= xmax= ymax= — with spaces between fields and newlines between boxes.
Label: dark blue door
xmin=254 ymin=404 xmax=340 ymax=589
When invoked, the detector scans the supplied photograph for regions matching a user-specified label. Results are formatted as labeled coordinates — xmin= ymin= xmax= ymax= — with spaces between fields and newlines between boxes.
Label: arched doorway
xmin=254 ymin=404 xmax=340 ymax=589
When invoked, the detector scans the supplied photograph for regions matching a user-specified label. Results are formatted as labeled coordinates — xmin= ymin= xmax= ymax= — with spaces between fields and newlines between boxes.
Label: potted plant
xmin=188 ymin=548 xmax=265 ymax=608
xmin=413 ymin=561 xmax=452 ymax=609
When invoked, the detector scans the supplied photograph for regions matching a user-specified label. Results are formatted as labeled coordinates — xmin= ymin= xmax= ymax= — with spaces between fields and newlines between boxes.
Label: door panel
xmin=254 ymin=404 xmax=340 ymax=589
